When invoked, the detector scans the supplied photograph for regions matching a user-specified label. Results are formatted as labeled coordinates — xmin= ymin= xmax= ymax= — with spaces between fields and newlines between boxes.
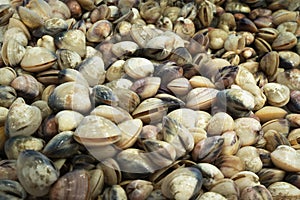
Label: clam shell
xmin=5 ymin=98 xmax=42 ymax=137
xmin=263 ymin=83 xmax=290 ymax=107
xmin=77 ymin=56 xmax=106 ymax=86
xmin=206 ymin=112 xmax=234 ymax=136
xmin=255 ymin=106 xmax=287 ymax=123
xmin=17 ymin=150 xmax=59 ymax=197
xmin=90 ymin=105 xmax=132 ymax=124
xmin=124 ymin=57 xmax=154 ymax=79
xmin=236 ymin=146 xmax=263 ymax=173
xmin=271 ymin=145 xmax=300 ymax=172
xmin=48 ymin=82 xmax=92 ymax=114
xmin=186 ymin=88 xmax=219 ymax=110
xmin=115 ymin=119 xmax=143 ymax=149
xmin=161 ymin=167 xmax=203 ymax=200
xmin=20 ymin=47 xmax=57 ymax=72
xmin=268 ymin=182 xmax=300 ymax=199
xmin=49 ymin=169 xmax=89 ymax=200
xmin=5 ymin=135 xmax=44 ymax=160
xmin=55 ymin=30 xmax=86 ymax=57
xmin=74 ymin=115 xmax=122 ymax=146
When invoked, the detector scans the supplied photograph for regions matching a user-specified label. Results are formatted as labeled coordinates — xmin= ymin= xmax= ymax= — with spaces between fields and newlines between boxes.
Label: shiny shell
xmin=271 ymin=145 xmax=300 ymax=172
xmin=20 ymin=47 xmax=57 ymax=72
xmin=74 ymin=115 xmax=122 ymax=146
xmin=263 ymin=83 xmax=290 ymax=107
xmin=124 ymin=57 xmax=154 ymax=79
xmin=17 ymin=150 xmax=59 ymax=197
xmin=161 ymin=167 xmax=203 ymax=200
xmin=5 ymin=98 xmax=42 ymax=137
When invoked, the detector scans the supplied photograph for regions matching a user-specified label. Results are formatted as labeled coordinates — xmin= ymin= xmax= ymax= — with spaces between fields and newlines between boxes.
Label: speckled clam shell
xmin=271 ymin=145 xmax=300 ymax=172
xmin=5 ymin=98 xmax=42 ymax=137
xmin=17 ymin=150 xmax=59 ymax=197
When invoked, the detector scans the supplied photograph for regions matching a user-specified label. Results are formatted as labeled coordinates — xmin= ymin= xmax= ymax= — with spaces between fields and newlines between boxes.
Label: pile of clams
xmin=0 ymin=0 xmax=300 ymax=199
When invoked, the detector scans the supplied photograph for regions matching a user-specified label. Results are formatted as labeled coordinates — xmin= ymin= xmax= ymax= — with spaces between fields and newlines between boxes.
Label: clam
xmin=1 ymin=39 xmax=26 ymax=67
xmin=56 ymin=49 xmax=82 ymax=70
xmin=257 ymin=168 xmax=286 ymax=187
xmin=220 ymin=131 xmax=240 ymax=156
xmin=106 ymin=60 xmax=126 ymax=82
xmin=17 ymin=6 xmax=44 ymax=29
xmin=288 ymin=128 xmax=300 ymax=149
xmin=0 ymin=85 xmax=17 ymax=108
xmin=91 ymin=105 xmax=132 ymax=124
xmin=196 ymin=192 xmax=227 ymax=200
xmin=234 ymin=117 xmax=261 ymax=146
xmin=0 ymin=67 xmax=16 ymax=86
xmin=126 ymin=180 xmax=153 ymax=200
xmin=271 ymin=145 xmax=300 ymax=172
xmin=231 ymin=171 xmax=260 ymax=193
xmin=115 ymin=119 xmax=143 ymax=149
xmin=111 ymin=41 xmax=139 ymax=58
xmin=255 ymin=106 xmax=287 ymax=123
xmin=259 ymin=51 xmax=279 ymax=81
xmin=55 ymin=110 xmax=83 ymax=132
xmin=263 ymin=83 xmax=290 ymax=107
xmin=124 ymin=57 xmax=154 ymax=79
xmin=86 ymin=20 xmax=113 ymax=43
xmin=236 ymin=146 xmax=263 ymax=173
xmin=58 ymin=68 xmax=89 ymax=87
xmin=17 ymin=150 xmax=59 ymax=197
xmin=36 ymin=35 xmax=56 ymax=52
xmin=272 ymin=31 xmax=297 ymax=50
xmin=287 ymin=90 xmax=300 ymax=113
xmin=5 ymin=135 xmax=44 ymax=160
xmin=215 ymin=88 xmax=255 ymax=118
xmin=102 ymin=185 xmax=127 ymax=200
xmin=0 ymin=160 xmax=17 ymax=180
xmin=215 ymin=155 xmax=245 ymax=178
xmin=55 ymin=30 xmax=86 ymax=57
xmin=98 ymin=158 xmax=122 ymax=186
xmin=77 ymin=56 xmax=106 ymax=86
xmin=10 ymin=74 xmax=41 ymax=100
xmin=264 ymin=130 xmax=290 ymax=152
xmin=261 ymin=119 xmax=290 ymax=137
xmin=192 ymin=136 xmax=224 ymax=163
xmin=189 ymin=76 xmax=216 ymax=88
xmin=20 ymin=47 xmax=57 ymax=72
xmin=268 ymin=182 xmax=300 ymax=199
xmin=48 ymin=82 xmax=92 ymax=114
xmin=276 ymin=69 xmax=300 ymax=91
xmin=207 ymin=112 xmax=235 ymax=136
xmin=130 ymin=77 xmax=161 ymax=100
xmin=240 ymin=185 xmax=272 ymax=200
xmin=196 ymin=163 xmax=224 ymax=190
xmin=132 ymin=98 xmax=168 ymax=124
xmin=0 ymin=180 xmax=27 ymax=200
xmin=0 ymin=107 xmax=8 ymax=126
xmin=113 ymin=88 xmax=140 ymax=113
xmin=5 ymin=98 xmax=42 ymax=137
xmin=142 ymin=139 xmax=176 ymax=168
xmin=279 ymin=50 xmax=300 ymax=69
xmin=74 ymin=115 xmax=121 ymax=147
xmin=49 ymin=169 xmax=90 ymax=200
xmin=186 ymin=88 xmax=219 ymax=110
xmin=162 ymin=116 xmax=194 ymax=158
xmin=42 ymin=131 xmax=79 ymax=158
xmin=167 ymin=77 xmax=192 ymax=96
xmin=117 ymin=148 xmax=155 ymax=179
xmin=209 ymin=178 xmax=239 ymax=200
xmin=161 ymin=167 xmax=203 ymax=200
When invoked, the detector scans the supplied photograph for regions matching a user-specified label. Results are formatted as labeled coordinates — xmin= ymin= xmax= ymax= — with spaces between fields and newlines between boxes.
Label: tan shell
xmin=74 ymin=115 xmax=122 ymax=146
xmin=124 ymin=57 xmax=154 ymax=79
xmin=255 ymin=106 xmax=287 ymax=123
xmin=55 ymin=110 xmax=84 ymax=132
xmin=268 ymin=182 xmax=300 ymax=199
xmin=206 ymin=112 xmax=234 ymax=136
xmin=236 ymin=146 xmax=263 ymax=173
xmin=263 ymin=83 xmax=290 ymax=107
xmin=234 ymin=117 xmax=261 ymax=146
xmin=189 ymin=76 xmax=215 ymax=88
xmin=115 ymin=119 xmax=143 ymax=149
xmin=20 ymin=47 xmax=57 ymax=72
xmin=271 ymin=145 xmax=300 ymax=172
xmin=186 ymin=87 xmax=219 ymax=110
xmin=90 ymin=105 xmax=132 ymax=124
xmin=106 ymin=60 xmax=126 ymax=82
xmin=5 ymin=98 xmax=42 ymax=137
xmin=167 ymin=77 xmax=192 ymax=96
